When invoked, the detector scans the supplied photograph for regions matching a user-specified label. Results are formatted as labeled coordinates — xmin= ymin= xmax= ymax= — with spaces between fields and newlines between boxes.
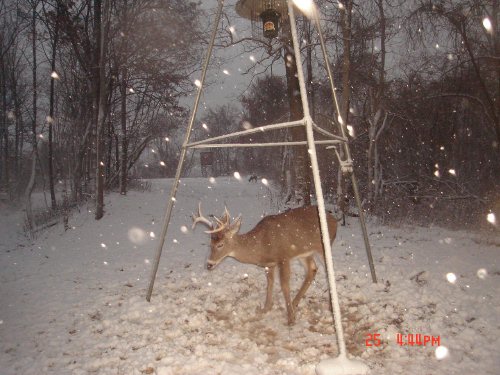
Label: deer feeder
xmin=235 ymin=0 xmax=288 ymax=39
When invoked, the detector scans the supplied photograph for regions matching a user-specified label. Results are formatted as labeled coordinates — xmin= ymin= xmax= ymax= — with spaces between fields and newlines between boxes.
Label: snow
xmin=316 ymin=354 xmax=368 ymax=375
xmin=1 ymin=177 xmax=499 ymax=374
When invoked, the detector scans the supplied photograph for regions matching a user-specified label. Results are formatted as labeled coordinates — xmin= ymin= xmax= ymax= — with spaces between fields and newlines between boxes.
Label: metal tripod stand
xmin=146 ymin=1 xmax=375 ymax=373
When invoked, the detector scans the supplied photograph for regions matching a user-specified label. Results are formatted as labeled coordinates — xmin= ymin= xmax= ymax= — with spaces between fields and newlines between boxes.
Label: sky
xmin=187 ymin=0 xmax=287 ymax=112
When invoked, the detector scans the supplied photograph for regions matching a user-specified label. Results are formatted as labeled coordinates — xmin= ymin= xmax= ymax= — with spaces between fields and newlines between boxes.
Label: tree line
xmin=199 ymin=0 xmax=499 ymax=228
xmin=0 ymin=0 xmax=498 ymax=230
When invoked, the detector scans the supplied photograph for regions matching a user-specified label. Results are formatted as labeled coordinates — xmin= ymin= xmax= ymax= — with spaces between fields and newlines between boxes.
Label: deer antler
xmin=192 ymin=203 xmax=214 ymax=231
xmin=215 ymin=206 xmax=231 ymax=225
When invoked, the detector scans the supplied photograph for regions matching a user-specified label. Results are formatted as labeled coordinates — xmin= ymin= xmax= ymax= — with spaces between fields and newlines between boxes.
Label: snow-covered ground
xmin=0 ymin=177 xmax=499 ymax=375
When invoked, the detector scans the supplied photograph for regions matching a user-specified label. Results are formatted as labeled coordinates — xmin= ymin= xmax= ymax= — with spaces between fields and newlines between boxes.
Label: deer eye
xmin=216 ymin=242 xmax=224 ymax=249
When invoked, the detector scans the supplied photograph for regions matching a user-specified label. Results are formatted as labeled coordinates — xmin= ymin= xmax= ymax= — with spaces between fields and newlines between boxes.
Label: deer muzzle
xmin=207 ymin=261 xmax=216 ymax=270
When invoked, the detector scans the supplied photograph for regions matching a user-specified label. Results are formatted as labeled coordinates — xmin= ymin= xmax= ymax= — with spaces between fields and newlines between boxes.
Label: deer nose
xmin=207 ymin=262 xmax=215 ymax=270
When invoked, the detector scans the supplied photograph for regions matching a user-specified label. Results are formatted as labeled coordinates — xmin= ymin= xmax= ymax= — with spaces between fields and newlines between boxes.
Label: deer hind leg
xmin=278 ymin=260 xmax=295 ymax=325
xmin=259 ymin=265 xmax=275 ymax=313
xmin=292 ymin=256 xmax=318 ymax=310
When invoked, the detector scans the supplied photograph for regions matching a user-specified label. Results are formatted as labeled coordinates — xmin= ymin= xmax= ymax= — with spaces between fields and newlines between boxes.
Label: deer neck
xmin=228 ymin=232 xmax=268 ymax=266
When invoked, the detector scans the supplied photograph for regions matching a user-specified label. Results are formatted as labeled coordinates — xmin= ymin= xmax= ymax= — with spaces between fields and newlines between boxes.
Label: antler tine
xmin=205 ymin=224 xmax=227 ymax=234
xmin=192 ymin=202 xmax=213 ymax=230
xmin=207 ymin=206 xmax=231 ymax=234
xmin=223 ymin=206 xmax=231 ymax=223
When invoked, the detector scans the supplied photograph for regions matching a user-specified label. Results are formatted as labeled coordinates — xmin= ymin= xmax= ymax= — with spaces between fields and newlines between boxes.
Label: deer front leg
xmin=293 ymin=256 xmax=318 ymax=309
xmin=259 ymin=265 xmax=275 ymax=313
xmin=278 ymin=260 xmax=295 ymax=325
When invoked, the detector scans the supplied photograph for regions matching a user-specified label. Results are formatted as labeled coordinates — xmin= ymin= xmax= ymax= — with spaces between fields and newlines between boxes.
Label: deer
xmin=192 ymin=203 xmax=338 ymax=325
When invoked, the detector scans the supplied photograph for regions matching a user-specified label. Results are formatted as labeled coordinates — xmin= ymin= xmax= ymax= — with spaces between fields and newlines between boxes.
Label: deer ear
xmin=228 ymin=216 xmax=242 ymax=235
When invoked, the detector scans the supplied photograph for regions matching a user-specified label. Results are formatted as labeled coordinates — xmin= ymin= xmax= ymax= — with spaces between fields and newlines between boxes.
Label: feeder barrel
xmin=235 ymin=0 xmax=298 ymax=21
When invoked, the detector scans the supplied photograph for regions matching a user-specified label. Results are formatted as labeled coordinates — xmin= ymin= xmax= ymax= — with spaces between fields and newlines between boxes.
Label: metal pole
xmin=313 ymin=5 xmax=377 ymax=283
xmin=287 ymin=0 xmax=347 ymax=358
xmin=146 ymin=0 xmax=225 ymax=302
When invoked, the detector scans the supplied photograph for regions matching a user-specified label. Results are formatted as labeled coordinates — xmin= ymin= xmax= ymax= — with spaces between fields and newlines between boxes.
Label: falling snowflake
xmin=249 ymin=55 xmax=256 ymax=62
xmin=448 ymin=169 xmax=456 ymax=176
xmin=160 ymin=161 xmax=166 ymax=166
xmin=194 ymin=79 xmax=201 ymax=88
xmin=128 ymin=88 xmax=135 ymax=93
xmin=128 ymin=227 xmax=146 ymax=244
xmin=180 ymin=226 xmax=188 ymax=233
xmin=51 ymin=71 xmax=60 ymax=80
xmin=100 ymin=243 xmax=107 ymax=248
xmin=477 ymin=268 xmax=487 ymax=279
xmin=435 ymin=346 xmax=449 ymax=360
xmin=261 ymin=178 xmax=268 ymax=186
xmin=446 ymin=272 xmax=457 ymax=284
xmin=482 ymin=17 xmax=492 ymax=32
xmin=233 ymin=171 xmax=241 ymax=180
xmin=223 ymin=69 xmax=230 ymax=75
xmin=486 ymin=212 xmax=496 ymax=225
xmin=202 ymin=123 xmax=209 ymax=131
xmin=149 ymin=232 xmax=156 ymax=238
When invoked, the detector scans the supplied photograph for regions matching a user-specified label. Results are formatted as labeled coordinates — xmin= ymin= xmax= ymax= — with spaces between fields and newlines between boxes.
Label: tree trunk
xmin=119 ymin=0 xmax=128 ymax=195
xmin=25 ymin=1 xmax=39 ymax=229
xmin=95 ymin=0 xmax=110 ymax=220
xmin=282 ymin=15 xmax=311 ymax=206
xmin=48 ymin=1 xmax=61 ymax=210
xmin=338 ymin=0 xmax=353 ymax=219
xmin=119 ymin=67 xmax=128 ymax=194
xmin=24 ymin=149 xmax=37 ymax=232
xmin=367 ymin=0 xmax=387 ymax=205
xmin=492 ymin=0 xmax=500 ymax=148
xmin=0 ymin=48 xmax=9 ymax=191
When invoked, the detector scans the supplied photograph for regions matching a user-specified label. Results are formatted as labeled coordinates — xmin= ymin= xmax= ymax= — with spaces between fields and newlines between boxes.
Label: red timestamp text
xmin=365 ymin=333 xmax=442 ymax=347
xmin=397 ymin=333 xmax=441 ymax=347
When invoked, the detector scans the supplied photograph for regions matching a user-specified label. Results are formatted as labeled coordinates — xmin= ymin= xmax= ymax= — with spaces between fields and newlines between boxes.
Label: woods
xmin=0 ymin=0 xmax=202 ymax=228
xmin=0 ymin=0 xmax=498 ymax=230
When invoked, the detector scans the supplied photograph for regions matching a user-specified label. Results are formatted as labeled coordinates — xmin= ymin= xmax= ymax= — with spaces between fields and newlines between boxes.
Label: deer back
xmin=194 ymin=204 xmax=337 ymax=269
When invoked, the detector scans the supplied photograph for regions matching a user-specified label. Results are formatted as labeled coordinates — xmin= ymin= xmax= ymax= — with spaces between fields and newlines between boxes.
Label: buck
xmin=192 ymin=203 xmax=338 ymax=325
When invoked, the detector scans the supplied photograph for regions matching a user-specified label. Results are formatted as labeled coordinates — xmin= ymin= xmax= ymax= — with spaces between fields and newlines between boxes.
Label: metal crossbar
xmin=188 ymin=139 xmax=343 ymax=149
